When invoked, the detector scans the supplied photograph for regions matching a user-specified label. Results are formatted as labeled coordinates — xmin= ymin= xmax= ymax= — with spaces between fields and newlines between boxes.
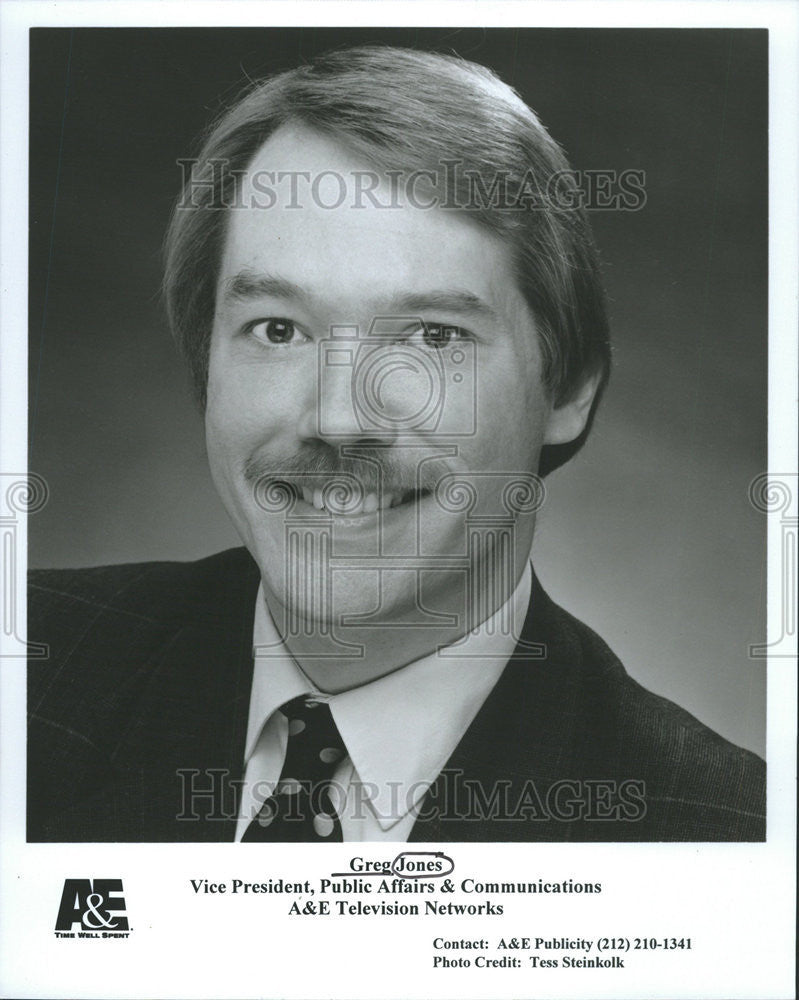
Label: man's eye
xmin=411 ymin=322 xmax=466 ymax=349
xmin=248 ymin=318 xmax=303 ymax=345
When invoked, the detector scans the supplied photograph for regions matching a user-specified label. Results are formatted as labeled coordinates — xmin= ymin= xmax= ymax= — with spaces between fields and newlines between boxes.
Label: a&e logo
xmin=54 ymin=879 xmax=130 ymax=936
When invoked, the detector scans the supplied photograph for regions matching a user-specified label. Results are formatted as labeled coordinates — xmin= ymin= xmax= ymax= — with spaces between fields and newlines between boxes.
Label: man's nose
xmin=298 ymin=355 xmax=397 ymax=447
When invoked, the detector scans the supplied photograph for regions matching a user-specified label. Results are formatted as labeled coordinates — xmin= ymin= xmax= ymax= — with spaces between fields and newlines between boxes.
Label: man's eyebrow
xmin=221 ymin=272 xmax=499 ymax=321
xmin=386 ymin=290 xmax=498 ymax=321
xmin=221 ymin=271 xmax=306 ymax=304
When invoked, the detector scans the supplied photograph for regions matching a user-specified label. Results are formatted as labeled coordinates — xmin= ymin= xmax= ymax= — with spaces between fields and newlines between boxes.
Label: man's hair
xmin=164 ymin=45 xmax=611 ymax=475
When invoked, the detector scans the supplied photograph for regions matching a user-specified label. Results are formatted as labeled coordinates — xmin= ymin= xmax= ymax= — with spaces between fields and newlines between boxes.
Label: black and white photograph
xmin=26 ymin=26 xmax=767 ymax=843
xmin=1 ymin=6 xmax=795 ymax=1000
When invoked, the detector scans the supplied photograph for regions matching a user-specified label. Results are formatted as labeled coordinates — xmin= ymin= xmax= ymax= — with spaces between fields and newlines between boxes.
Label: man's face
xmin=206 ymin=125 xmax=567 ymax=634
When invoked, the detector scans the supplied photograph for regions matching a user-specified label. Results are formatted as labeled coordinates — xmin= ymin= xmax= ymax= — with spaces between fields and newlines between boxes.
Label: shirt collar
xmin=244 ymin=597 xmax=315 ymax=761
xmin=246 ymin=561 xmax=532 ymax=830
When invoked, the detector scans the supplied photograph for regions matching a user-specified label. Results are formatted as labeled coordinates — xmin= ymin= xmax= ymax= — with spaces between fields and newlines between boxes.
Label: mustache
xmin=243 ymin=444 xmax=454 ymax=496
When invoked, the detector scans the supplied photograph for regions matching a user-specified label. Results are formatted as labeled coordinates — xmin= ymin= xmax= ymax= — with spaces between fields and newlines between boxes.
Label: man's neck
xmin=261 ymin=561 xmax=531 ymax=693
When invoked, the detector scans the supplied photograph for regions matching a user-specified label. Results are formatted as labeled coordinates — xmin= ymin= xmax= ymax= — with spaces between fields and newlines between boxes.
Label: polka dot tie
xmin=241 ymin=696 xmax=345 ymax=842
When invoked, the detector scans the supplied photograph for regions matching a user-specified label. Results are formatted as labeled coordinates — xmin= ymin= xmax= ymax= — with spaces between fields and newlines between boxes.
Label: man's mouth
xmin=273 ymin=480 xmax=430 ymax=516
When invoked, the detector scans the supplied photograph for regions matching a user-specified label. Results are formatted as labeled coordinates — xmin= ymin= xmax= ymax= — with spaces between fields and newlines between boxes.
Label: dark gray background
xmin=29 ymin=28 xmax=767 ymax=756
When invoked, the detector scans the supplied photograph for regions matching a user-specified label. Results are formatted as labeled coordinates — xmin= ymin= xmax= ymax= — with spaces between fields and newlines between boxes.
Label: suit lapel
xmin=409 ymin=574 xmax=585 ymax=842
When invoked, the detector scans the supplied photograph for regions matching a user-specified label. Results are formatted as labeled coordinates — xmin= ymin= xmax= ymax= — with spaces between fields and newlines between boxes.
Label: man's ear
xmin=543 ymin=370 xmax=603 ymax=446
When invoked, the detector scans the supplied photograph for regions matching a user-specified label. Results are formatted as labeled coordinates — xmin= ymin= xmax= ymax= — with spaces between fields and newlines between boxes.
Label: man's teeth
xmin=295 ymin=486 xmax=413 ymax=515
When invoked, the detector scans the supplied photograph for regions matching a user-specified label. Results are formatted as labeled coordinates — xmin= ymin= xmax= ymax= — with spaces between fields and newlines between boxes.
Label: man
xmin=28 ymin=46 xmax=765 ymax=842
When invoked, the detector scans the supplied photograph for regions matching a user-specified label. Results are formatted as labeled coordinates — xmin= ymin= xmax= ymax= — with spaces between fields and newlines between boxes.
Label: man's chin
xmin=259 ymin=566 xmax=397 ymax=626
xmin=239 ymin=484 xmax=476 ymax=638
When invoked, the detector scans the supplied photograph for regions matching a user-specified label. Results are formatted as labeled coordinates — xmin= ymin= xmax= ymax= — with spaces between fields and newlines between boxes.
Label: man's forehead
xmin=239 ymin=122 xmax=424 ymax=198
xmin=213 ymin=124 xmax=537 ymax=335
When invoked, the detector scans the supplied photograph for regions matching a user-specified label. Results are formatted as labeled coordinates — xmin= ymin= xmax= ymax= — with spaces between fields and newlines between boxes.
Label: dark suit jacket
xmin=28 ymin=547 xmax=765 ymax=841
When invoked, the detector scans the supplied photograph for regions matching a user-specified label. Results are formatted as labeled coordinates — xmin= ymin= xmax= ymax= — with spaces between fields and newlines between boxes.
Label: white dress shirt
xmin=235 ymin=561 xmax=532 ymax=842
